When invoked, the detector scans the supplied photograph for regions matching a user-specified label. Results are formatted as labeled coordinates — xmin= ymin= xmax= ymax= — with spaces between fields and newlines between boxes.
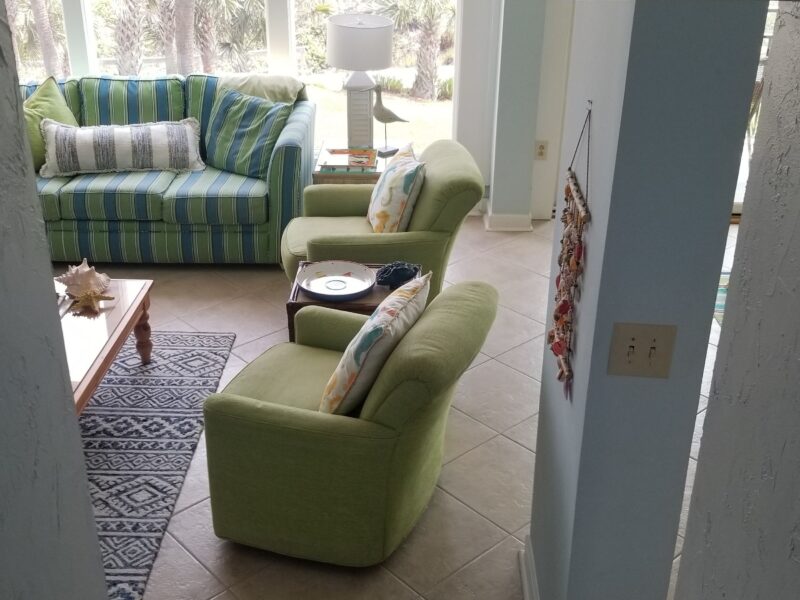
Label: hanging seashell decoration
xmin=55 ymin=258 xmax=114 ymax=315
xmin=549 ymin=103 xmax=592 ymax=394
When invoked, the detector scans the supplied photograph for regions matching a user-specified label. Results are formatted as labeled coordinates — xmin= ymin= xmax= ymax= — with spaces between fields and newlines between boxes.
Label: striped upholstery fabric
xmin=206 ymin=89 xmax=292 ymax=179
xmin=80 ymin=76 xmax=185 ymax=126
xmin=268 ymin=101 xmax=316 ymax=240
xmin=36 ymin=176 xmax=71 ymax=221
xmin=162 ymin=166 xmax=268 ymax=225
xmin=185 ymin=75 xmax=219 ymax=158
xmin=39 ymin=118 xmax=204 ymax=177
xmin=46 ymin=220 xmax=275 ymax=264
xmin=20 ymin=79 xmax=81 ymax=123
xmin=58 ymin=171 xmax=177 ymax=221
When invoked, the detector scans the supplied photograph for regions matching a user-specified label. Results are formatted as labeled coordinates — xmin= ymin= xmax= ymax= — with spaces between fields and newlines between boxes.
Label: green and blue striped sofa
xmin=21 ymin=75 xmax=315 ymax=264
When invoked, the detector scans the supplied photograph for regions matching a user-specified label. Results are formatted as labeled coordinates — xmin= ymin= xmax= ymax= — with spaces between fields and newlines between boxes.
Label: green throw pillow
xmin=23 ymin=77 xmax=79 ymax=172
xmin=205 ymin=88 xmax=292 ymax=179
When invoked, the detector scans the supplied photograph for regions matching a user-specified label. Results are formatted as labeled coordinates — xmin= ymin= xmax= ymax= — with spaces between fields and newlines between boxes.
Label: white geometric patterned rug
xmin=79 ymin=331 xmax=234 ymax=600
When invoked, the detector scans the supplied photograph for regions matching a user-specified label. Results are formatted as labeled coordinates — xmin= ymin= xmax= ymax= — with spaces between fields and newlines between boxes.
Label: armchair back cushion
xmin=406 ymin=139 xmax=484 ymax=233
xmin=80 ymin=76 xmax=185 ymax=126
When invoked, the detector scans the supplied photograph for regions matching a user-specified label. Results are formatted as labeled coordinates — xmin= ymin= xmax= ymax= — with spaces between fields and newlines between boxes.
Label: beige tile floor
xmin=73 ymin=216 xmax=731 ymax=600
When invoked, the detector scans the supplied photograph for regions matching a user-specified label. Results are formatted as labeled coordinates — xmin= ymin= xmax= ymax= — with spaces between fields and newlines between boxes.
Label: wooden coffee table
xmin=60 ymin=279 xmax=154 ymax=414
xmin=286 ymin=262 xmax=392 ymax=341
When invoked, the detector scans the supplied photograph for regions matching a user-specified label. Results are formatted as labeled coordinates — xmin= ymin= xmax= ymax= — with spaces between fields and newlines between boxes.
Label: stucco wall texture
xmin=0 ymin=3 xmax=106 ymax=597
xmin=677 ymin=4 xmax=800 ymax=599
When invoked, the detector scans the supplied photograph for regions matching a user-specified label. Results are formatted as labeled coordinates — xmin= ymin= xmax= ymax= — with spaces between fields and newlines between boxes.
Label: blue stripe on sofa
xmin=127 ymin=80 xmax=139 ymax=124
xmin=155 ymin=79 xmax=170 ymax=121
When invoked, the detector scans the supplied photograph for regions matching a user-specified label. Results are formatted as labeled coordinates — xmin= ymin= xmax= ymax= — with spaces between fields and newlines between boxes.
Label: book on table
xmin=319 ymin=147 xmax=378 ymax=173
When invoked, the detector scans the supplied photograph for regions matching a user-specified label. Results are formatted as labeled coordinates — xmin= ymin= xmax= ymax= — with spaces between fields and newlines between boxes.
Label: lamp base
xmin=345 ymin=71 xmax=375 ymax=149
xmin=377 ymin=146 xmax=399 ymax=158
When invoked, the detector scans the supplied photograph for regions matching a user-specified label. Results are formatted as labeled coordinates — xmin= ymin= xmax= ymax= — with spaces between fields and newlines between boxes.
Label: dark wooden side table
xmin=286 ymin=262 xmax=391 ymax=341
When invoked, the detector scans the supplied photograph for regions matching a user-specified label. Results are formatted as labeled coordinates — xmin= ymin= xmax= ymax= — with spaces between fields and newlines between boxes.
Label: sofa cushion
xmin=161 ymin=166 xmax=268 ymax=225
xmin=217 ymin=73 xmax=306 ymax=104
xmin=367 ymin=145 xmax=426 ymax=233
xmin=185 ymin=75 xmax=220 ymax=158
xmin=20 ymin=79 xmax=81 ymax=123
xmin=37 ymin=176 xmax=71 ymax=221
xmin=206 ymin=88 xmax=291 ymax=179
xmin=39 ymin=118 xmax=204 ymax=178
xmin=80 ymin=76 xmax=185 ymax=126
xmin=58 ymin=170 xmax=177 ymax=221
xmin=223 ymin=343 xmax=342 ymax=412
xmin=23 ymin=78 xmax=80 ymax=171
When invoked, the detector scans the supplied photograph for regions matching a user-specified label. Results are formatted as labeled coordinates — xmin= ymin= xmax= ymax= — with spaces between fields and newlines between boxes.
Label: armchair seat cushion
xmin=281 ymin=216 xmax=373 ymax=276
xmin=162 ymin=166 xmax=268 ymax=225
xmin=223 ymin=342 xmax=342 ymax=412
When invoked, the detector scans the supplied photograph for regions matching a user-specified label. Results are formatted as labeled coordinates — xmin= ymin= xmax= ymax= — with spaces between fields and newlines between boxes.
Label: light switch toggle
xmin=608 ymin=323 xmax=677 ymax=378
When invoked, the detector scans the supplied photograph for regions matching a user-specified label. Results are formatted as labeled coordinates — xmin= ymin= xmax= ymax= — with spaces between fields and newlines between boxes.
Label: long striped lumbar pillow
xmin=39 ymin=117 xmax=205 ymax=178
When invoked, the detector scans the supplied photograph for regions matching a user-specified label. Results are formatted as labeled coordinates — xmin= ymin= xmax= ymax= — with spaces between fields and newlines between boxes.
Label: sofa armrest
xmin=267 ymin=101 xmax=316 ymax=243
xmin=294 ymin=306 xmax=368 ymax=352
xmin=303 ymin=184 xmax=374 ymax=217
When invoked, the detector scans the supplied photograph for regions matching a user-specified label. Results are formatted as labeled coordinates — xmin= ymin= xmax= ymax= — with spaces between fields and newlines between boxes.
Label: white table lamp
xmin=327 ymin=14 xmax=393 ymax=148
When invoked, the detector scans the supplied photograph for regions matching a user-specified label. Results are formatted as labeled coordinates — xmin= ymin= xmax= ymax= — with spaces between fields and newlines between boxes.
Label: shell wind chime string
xmin=548 ymin=102 xmax=592 ymax=395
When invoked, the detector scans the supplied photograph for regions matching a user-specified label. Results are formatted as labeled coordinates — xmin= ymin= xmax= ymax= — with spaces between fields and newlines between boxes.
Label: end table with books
xmin=312 ymin=144 xmax=388 ymax=185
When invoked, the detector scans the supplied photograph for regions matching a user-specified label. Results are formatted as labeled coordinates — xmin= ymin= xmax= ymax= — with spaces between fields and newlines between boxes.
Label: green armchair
xmin=280 ymin=140 xmax=484 ymax=298
xmin=203 ymin=282 xmax=498 ymax=566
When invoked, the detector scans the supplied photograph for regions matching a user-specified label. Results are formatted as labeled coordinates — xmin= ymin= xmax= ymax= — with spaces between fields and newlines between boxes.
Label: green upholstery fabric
xmin=80 ymin=76 xmax=186 ymax=125
xmin=224 ymin=343 xmax=342 ymax=412
xmin=23 ymin=78 xmax=80 ymax=171
xmin=20 ymin=79 xmax=81 ymax=123
xmin=280 ymin=140 xmax=483 ymax=298
xmin=205 ymin=89 xmax=291 ymax=179
xmin=36 ymin=176 xmax=71 ymax=221
xmin=45 ymin=220 xmax=275 ymax=263
xmin=203 ymin=282 xmax=498 ymax=566
xmin=58 ymin=171 xmax=177 ymax=221
xmin=162 ymin=166 xmax=268 ymax=225
xmin=294 ymin=306 xmax=368 ymax=352
xmin=280 ymin=216 xmax=373 ymax=281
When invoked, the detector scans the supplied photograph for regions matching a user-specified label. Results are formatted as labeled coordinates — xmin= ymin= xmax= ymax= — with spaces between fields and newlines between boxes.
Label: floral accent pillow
xmin=367 ymin=145 xmax=426 ymax=233
xmin=320 ymin=273 xmax=432 ymax=414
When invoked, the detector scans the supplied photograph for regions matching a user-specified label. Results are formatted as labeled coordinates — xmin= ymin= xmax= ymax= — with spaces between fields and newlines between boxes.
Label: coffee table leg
xmin=135 ymin=299 xmax=153 ymax=364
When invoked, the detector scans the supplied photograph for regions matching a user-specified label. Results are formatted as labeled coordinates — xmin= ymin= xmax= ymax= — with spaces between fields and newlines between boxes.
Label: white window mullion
xmin=60 ymin=0 xmax=98 ymax=76
xmin=265 ymin=0 xmax=297 ymax=74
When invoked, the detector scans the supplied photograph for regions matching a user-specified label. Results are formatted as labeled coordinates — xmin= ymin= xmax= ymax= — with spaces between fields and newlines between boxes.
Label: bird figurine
xmin=373 ymin=85 xmax=408 ymax=157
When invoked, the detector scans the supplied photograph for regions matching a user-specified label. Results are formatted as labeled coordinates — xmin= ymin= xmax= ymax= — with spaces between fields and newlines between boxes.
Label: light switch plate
xmin=607 ymin=322 xmax=677 ymax=378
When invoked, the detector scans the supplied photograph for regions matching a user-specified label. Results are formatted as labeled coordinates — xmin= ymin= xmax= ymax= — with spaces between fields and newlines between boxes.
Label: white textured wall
xmin=0 ymin=4 xmax=107 ymax=597
xmin=677 ymin=5 xmax=800 ymax=599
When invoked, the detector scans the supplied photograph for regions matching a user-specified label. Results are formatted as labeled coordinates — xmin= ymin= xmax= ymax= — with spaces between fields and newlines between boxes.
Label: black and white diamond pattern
xmin=80 ymin=331 xmax=234 ymax=600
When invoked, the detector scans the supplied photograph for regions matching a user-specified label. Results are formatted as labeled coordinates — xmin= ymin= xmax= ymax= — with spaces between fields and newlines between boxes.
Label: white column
xmin=452 ymin=0 xmax=503 ymax=196
xmin=0 ymin=21 xmax=106 ymax=599
xmin=522 ymin=2 xmax=768 ymax=599
xmin=266 ymin=0 xmax=297 ymax=74
xmin=60 ymin=0 xmax=97 ymax=76
xmin=486 ymin=0 xmax=547 ymax=232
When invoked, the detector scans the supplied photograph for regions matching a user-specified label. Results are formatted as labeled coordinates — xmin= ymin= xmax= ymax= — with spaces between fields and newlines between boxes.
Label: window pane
xmin=89 ymin=0 xmax=269 ymax=76
xmin=6 ymin=0 xmax=71 ymax=82
xmin=295 ymin=0 xmax=456 ymax=152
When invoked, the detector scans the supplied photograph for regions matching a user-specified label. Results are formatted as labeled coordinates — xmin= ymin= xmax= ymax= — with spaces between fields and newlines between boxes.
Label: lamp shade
xmin=326 ymin=14 xmax=393 ymax=72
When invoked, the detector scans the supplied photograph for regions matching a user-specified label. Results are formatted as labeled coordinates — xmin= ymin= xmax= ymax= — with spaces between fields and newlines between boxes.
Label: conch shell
xmin=55 ymin=258 xmax=111 ymax=297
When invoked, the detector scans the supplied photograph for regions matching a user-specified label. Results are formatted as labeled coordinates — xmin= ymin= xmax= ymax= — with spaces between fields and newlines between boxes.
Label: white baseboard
xmin=519 ymin=535 xmax=541 ymax=600
xmin=483 ymin=212 xmax=534 ymax=231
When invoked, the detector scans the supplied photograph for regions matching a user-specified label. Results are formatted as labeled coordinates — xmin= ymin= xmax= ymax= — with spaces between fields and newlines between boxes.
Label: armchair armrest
xmin=294 ymin=305 xmax=368 ymax=352
xmin=303 ymin=184 xmax=374 ymax=217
